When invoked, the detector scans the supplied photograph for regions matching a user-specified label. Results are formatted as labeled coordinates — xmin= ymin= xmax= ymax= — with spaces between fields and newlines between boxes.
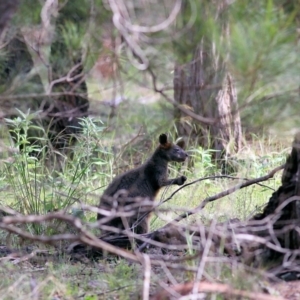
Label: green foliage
xmin=171 ymin=0 xmax=300 ymax=132
xmin=4 ymin=110 xmax=48 ymax=217
xmin=228 ymin=1 xmax=299 ymax=130
xmin=2 ymin=111 xmax=114 ymax=234
xmin=84 ymin=296 xmax=97 ymax=300
xmin=60 ymin=21 xmax=86 ymax=58
xmin=0 ymin=107 xmax=289 ymax=298
xmin=172 ymin=0 xmax=223 ymax=63
xmin=62 ymin=117 xmax=114 ymax=190
xmin=229 ymin=1 xmax=297 ymax=83
xmin=0 ymin=1 xmax=296 ymax=297
xmin=103 ymin=260 xmax=142 ymax=299
xmin=13 ymin=0 xmax=41 ymax=25
xmin=189 ymin=146 xmax=218 ymax=177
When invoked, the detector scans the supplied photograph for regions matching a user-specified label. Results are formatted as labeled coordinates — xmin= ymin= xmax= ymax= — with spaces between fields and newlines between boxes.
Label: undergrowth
xmin=0 ymin=105 xmax=290 ymax=299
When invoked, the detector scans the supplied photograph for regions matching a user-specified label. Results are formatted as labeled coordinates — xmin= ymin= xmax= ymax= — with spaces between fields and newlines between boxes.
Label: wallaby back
xmin=98 ymin=134 xmax=188 ymax=234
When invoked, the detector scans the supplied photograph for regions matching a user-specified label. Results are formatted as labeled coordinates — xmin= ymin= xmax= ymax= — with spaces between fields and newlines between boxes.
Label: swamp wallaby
xmin=98 ymin=133 xmax=188 ymax=235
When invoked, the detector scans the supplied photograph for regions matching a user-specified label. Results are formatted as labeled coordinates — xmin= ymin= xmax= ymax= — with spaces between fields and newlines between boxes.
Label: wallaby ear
xmin=159 ymin=134 xmax=168 ymax=145
xmin=176 ymin=139 xmax=185 ymax=149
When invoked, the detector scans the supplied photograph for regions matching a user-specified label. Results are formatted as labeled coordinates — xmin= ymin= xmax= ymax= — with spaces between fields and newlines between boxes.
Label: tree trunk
xmin=173 ymin=1 xmax=242 ymax=170
xmin=174 ymin=46 xmax=242 ymax=165
xmin=253 ymin=132 xmax=300 ymax=251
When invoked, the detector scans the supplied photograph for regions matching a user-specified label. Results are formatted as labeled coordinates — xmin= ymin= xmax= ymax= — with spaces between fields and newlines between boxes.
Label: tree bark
xmin=0 ymin=0 xmax=19 ymax=37
xmin=253 ymin=133 xmax=300 ymax=251
xmin=174 ymin=46 xmax=242 ymax=164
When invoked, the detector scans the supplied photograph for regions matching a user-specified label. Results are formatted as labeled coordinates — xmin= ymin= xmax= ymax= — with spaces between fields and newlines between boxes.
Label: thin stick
xmin=138 ymin=164 xmax=284 ymax=251
xmin=142 ymin=254 xmax=151 ymax=300
xmin=161 ymin=174 xmax=276 ymax=205
xmin=0 ymin=213 xmax=140 ymax=263
xmin=173 ymin=164 xmax=284 ymax=223
xmin=148 ymin=67 xmax=215 ymax=125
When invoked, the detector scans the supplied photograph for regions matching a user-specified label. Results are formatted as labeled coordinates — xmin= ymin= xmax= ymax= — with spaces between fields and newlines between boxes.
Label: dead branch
xmin=133 ymin=172 xmax=278 ymax=239
xmin=173 ymin=164 xmax=284 ymax=223
xmin=151 ymin=281 xmax=285 ymax=300
xmin=162 ymin=174 xmax=276 ymax=204
xmin=0 ymin=212 xmax=139 ymax=262
xmin=135 ymin=164 xmax=285 ymax=252
xmin=0 ymin=211 xmax=202 ymax=273
xmin=110 ymin=0 xmax=181 ymax=34
xmin=47 ymin=62 xmax=85 ymax=94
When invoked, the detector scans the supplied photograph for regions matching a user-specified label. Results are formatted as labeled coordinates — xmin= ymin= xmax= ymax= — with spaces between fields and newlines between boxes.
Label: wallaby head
xmin=157 ymin=133 xmax=188 ymax=163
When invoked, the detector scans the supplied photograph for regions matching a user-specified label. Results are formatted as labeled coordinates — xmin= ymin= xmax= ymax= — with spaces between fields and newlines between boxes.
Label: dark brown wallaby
xmin=98 ymin=133 xmax=188 ymax=235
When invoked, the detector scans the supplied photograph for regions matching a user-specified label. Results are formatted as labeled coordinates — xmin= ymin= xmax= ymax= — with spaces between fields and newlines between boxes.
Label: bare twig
xmin=114 ymin=127 xmax=144 ymax=163
xmin=120 ymin=0 xmax=181 ymax=33
xmin=173 ymin=164 xmax=284 ymax=223
xmin=47 ymin=62 xmax=84 ymax=94
xmin=0 ymin=212 xmax=140 ymax=262
xmin=148 ymin=67 xmax=216 ymax=125
xmin=161 ymin=174 xmax=276 ymax=204
xmin=0 ymin=211 xmax=204 ymax=273
xmin=136 ymin=164 xmax=284 ymax=251
xmin=136 ymin=166 xmax=283 ymax=239
xmin=192 ymin=219 xmax=217 ymax=294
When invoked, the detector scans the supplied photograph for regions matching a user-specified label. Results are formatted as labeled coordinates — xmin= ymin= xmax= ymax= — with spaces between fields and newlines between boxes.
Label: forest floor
xmin=0 ymin=90 xmax=298 ymax=299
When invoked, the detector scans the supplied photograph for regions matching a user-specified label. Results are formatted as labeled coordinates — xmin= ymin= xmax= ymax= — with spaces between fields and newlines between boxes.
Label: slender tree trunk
xmin=173 ymin=10 xmax=242 ymax=170
xmin=174 ymin=46 xmax=242 ymax=162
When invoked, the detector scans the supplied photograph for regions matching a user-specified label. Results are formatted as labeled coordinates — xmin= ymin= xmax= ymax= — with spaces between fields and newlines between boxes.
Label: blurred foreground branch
xmin=0 ymin=212 xmax=139 ymax=262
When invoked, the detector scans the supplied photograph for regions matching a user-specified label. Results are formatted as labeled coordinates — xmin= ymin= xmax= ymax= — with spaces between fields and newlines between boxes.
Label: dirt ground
xmin=271 ymin=281 xmax=300 ymax=300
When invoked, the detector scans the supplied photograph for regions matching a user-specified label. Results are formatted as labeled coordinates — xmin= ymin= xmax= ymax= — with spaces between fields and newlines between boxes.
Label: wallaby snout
xmin=173 ymin=147 xmax=188 ymax=162
xmin=165 ymin=138 xmax=188 ymax=163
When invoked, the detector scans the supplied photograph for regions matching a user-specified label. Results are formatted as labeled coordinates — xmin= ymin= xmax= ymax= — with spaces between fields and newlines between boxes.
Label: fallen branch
xmin=0 ymin=211 xmax=207 ymax=273
xmin=151 ymin=281 xmax=285 ymax=300
xmin=0 ymin=212 xmax=139 ymax=262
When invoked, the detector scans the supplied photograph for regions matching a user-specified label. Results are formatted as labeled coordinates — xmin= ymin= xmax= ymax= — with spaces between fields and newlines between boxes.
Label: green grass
xmin=0 ymin=253 xmax=282 ymax=299
xmin=0 ymin=98 xmax=291 ymax=299
xmin=0 ymin=258 xmax=144 ymax=300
